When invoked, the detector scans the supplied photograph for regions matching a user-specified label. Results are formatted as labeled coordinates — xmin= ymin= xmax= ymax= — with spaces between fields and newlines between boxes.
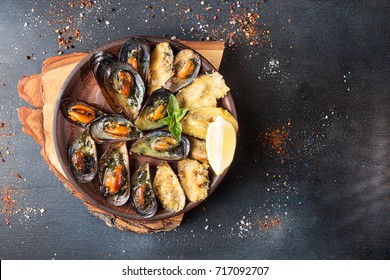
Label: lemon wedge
xmin=206 ymin=115 xmax=237 ymax=175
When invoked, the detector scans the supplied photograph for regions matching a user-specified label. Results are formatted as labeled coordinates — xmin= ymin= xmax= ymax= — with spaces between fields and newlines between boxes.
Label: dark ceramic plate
xmin=53 ymin=36 xmax=237 ymax=220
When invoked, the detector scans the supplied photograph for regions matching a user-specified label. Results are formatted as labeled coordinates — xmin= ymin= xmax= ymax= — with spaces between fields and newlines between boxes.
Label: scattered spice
xmin=1 ymin=187 xmax=22 ymax=226
xmin=45 ymin=0 xmax=97 ymax=54
xmin=141 ymin=1 xmax=271 ymax=48
xmin=258 ymin=216 xmax=282 ymax=231
xmin=264 ymin=120 xmax=292 ymax=161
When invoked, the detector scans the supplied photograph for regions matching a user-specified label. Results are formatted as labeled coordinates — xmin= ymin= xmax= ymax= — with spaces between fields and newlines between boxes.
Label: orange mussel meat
xmin=146 ymin=104 xmax=166 ymax=122
xmin=104 ymin=123 xmax=130 ymax=138
xmin=116 ymin=70 xmax=134 ymax=98
xmin=71 ymin=150 xmax=85 ymax=171
xmin=103 ymin=165 xmax=124 ymax=194
xmin=152 ymin=136 xmax=178 ymax=151
xmin=134 ymin=183 xmax=147 ymax=209
xmin=68 ymin=104 xmax=96 ymax=124
xmin=177 ymin=60 xmax=195 ymax=79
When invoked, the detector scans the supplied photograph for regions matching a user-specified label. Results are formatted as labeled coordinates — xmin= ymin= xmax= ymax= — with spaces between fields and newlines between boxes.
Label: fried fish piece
xmin=153 ymin=161 xmax=186 ymax=212
xmin=188 ymin=137 xmax=208 ymax=164
xmin=178 ymin=159 xmax=210 ymax=203
xmin=176 ymin=72 xmax=230 ymax=110
xmin=147 ymin=42 xmax=173 ymax=95
xmin=181 ymin=107 xmax=238 ymax=140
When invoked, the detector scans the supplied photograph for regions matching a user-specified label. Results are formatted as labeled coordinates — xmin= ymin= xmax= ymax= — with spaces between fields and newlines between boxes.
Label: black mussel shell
xmin=61 ymin=98 xmax=105 ymax=128
xmin=90 ymin=51 xmax=123 ymax=114
xmin=68 ymin=129 xmax=98 ymax=183
xmin=119 ymin=37 xmax=150 ymax=82
xmin=130 ymin=131 xmax=190 ymax=161
xmin=98 ymin=142 xmax=130 ymax=206
xmin=130 ymin=162 xmax=157 ymax=217
xmin=89 ymin=114 xmax=143 ymax=144
xmin=104 ymin=62 xmax=145 ymax=121
xmin=164 ymin=49 xmax=201 ymax=93
xmin=134 ymin=88 xmax=170 ymax=131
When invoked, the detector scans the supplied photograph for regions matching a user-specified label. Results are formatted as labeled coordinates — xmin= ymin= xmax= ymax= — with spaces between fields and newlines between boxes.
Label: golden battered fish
xmin=147 ymin=42 xmax=173 ymax=95
xmin=176 ymin=72 xmax=230 ymax=110
xmin=181 ymin=107 xmax=238 ymax=140
xmin=153 ymin=161 xmax=186 ymax=212
xmin=188 ymin=136 xmax=208 ymax=164
xmin=178 ymin=159 xmax=209 ymax=203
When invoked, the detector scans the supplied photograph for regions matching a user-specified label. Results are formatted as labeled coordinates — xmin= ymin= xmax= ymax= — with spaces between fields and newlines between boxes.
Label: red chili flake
xmin=212 ymin=15 xmax=217 ymax=20
xmin=1 ymin=187 xmax=21 ymax=221
xmin=265 ymin=128 xmax=290 ymax=156
xmin=258 ymin=217 xmax=282 ymax=231
xmin=181 ymin=16 xmax=185 ymax=22
xmin=5 ymin=217 xmax=10 ymax=225
xmin=74 ymin=28 xmax=80 ymax=37
xmin=262 ymin=121 xmax=292 ymax=165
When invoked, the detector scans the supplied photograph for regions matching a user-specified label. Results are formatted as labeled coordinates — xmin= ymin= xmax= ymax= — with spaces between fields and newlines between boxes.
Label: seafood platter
xmin=54 ymin=36 xmax=238 ymax=220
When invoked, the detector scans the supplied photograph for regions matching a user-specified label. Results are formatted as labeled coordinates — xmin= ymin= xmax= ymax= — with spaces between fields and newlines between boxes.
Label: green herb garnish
xmin=158 ymin=94 xmax=188 ymax=141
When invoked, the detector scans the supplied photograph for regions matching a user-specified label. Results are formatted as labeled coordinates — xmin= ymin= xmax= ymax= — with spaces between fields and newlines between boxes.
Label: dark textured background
xmin=0 ymin=0 xmax=389 ymax=259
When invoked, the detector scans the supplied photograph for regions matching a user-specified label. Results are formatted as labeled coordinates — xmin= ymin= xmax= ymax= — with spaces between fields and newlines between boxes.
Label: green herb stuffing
xmin=158 ymin=95 xmax=188 ymax=141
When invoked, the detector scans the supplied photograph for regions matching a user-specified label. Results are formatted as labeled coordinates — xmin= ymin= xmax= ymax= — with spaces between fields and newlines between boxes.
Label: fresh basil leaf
xmin=159 ymin=95 xmax=188 ymax=141
xmin=158 ymin=116 xmax=171 ymax=125
xmin=169 ymin=116 xmax=176 ymax=127
xmin=167 ymin=94 xmax=179 ymax=115
xmin=169 ymin=122 xmax=182 ymax=142
xmin=175 ymin=108 xmax=189 ymax=122
xmin=172 ymin=95 xmax=180 ymax=112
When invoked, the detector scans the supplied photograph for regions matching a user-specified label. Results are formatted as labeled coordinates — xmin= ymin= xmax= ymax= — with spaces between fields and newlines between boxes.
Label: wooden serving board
xmin=17 ymin=41 xmax=225 ymax=234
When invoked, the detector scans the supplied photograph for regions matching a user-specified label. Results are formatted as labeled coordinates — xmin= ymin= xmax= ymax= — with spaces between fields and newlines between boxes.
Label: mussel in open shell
xmin=119 ymin=37 xmax=150 ymax=82
xmin=147 ymin=42 xmax=173 ymax=95
xmin=130 ymin=162 xmax=157 ymax=217
xmin=61 ymin=98 xmax=105 ymax=128
xmin=90 ymin=51 xmax=123 ymax=114
xmin=68 ymin=129 xmax=97 ymax=183
xmin=104 ymin=62 xmax=145 ymax=121
xmin=98 ymin=142 xmax=130 ymax=206
xmin=89 ymin=114 xmax=142 ymax=144
xmin=130 ymin=131 xmax=190 ymax=161
xmin=134 ymin=88 xmax=170 ymax=131
xmin=164 ymin=49 xmax=201 ymax=93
